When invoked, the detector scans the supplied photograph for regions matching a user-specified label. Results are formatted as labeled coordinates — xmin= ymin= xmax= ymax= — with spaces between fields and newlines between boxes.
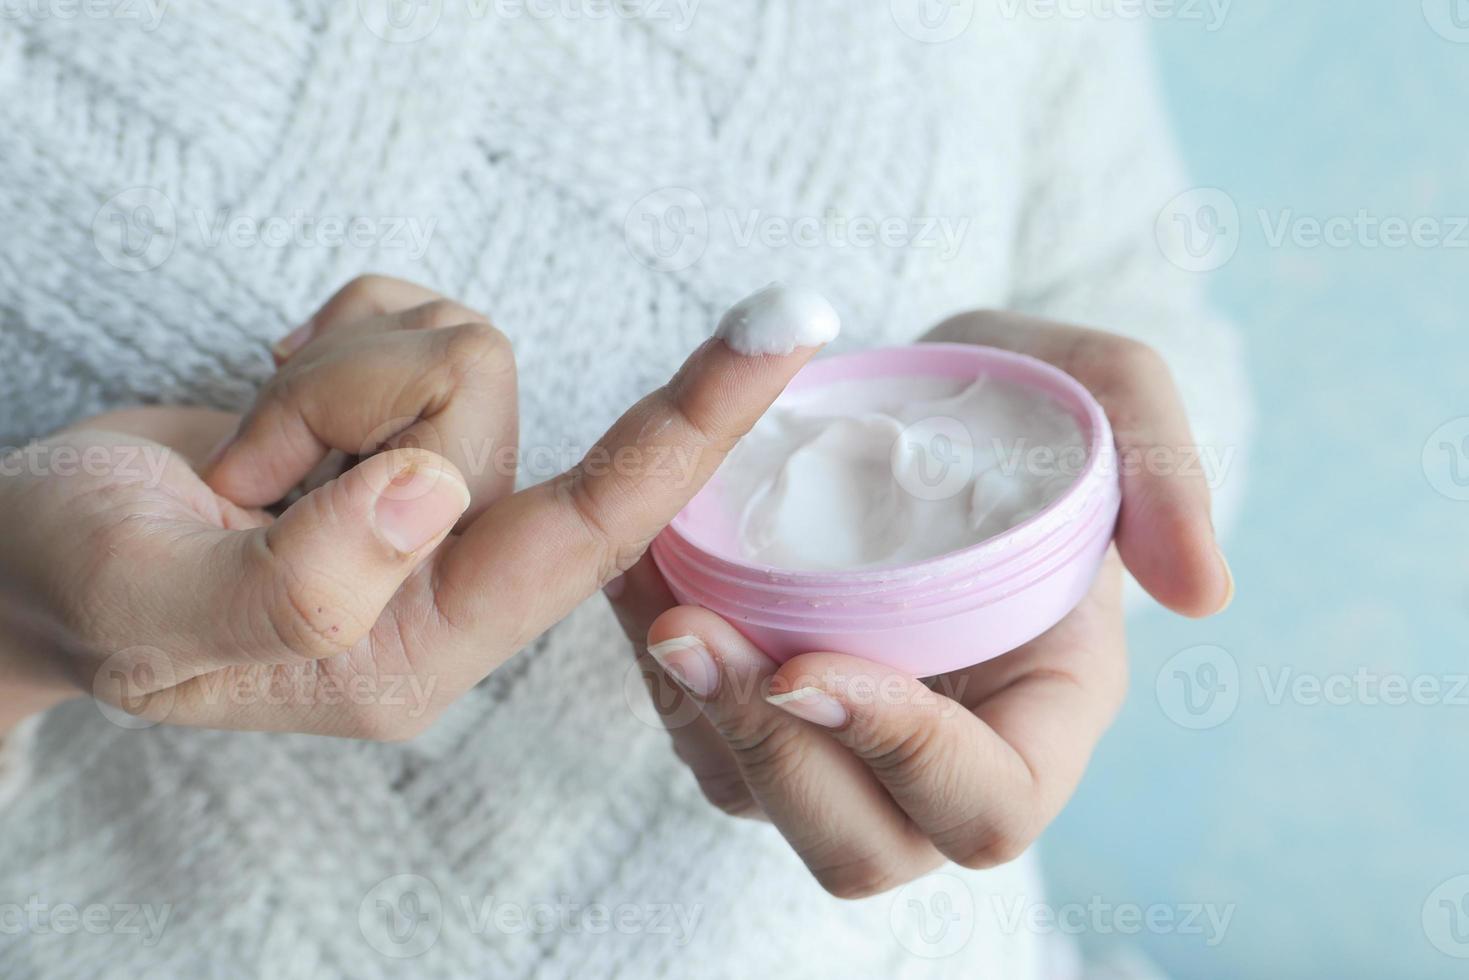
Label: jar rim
xmin=659 ymin=342 xmax=1118 ymax=592
xmin=653 ymin=480 xmax=1118 ymax=631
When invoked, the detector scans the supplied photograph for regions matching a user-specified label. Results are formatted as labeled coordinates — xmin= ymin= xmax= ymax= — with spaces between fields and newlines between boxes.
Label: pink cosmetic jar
xmin=650 ymin=343 xmax=1121 ymax=676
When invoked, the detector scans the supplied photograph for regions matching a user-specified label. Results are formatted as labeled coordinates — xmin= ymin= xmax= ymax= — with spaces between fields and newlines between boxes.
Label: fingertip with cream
xmin=715 ymin=282 xmax=841 ymax=356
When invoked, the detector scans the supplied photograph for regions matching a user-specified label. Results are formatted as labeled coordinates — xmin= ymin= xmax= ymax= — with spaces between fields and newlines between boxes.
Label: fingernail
xmin=271 ymin=319 xmax=316 ymax=362
xmin=203 ymin=433 xmax=235 ymax=472
xmin=1215 ymin=546 xmax=1236 ymax=614
xmin=766 ymin=687 xmax=848 ymax=729
xmin=647 ymin=635 xmax=719 ymax=699
xmin=603 ymin=572 xmax=627 ymax=600
xmin=373 ymin=464 xmax=471 ymax=555
xmin=202 ymin=418 xmax=245 ymax=472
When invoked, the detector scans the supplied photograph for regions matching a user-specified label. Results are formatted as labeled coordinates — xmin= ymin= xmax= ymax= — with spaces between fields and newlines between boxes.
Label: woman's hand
xmin=204 ymin=275 xmax=519 ymax=524
xmin=608 ymin=310 xmax=1234 ymax=898
xmin=0 ymin=276 xmax=824 ymax=738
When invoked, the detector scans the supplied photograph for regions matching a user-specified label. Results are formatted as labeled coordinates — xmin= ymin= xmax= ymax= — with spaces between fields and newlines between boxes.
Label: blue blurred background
xmin=1042 ymin=4 xmax=1469 ymax=978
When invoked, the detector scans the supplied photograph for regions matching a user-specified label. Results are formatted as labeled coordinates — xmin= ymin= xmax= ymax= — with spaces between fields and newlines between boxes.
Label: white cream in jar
xmin=717 ymin=374 xmax=1085 ymax=571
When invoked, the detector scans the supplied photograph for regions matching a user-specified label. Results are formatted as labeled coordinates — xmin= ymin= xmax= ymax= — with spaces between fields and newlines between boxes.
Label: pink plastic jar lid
xmin=651 ymin=343 xmax=1121 ymax=674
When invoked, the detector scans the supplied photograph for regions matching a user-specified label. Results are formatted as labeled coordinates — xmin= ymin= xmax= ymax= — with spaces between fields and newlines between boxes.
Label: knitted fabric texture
xmin=0 ymin=4 xmax=1248 ymax=977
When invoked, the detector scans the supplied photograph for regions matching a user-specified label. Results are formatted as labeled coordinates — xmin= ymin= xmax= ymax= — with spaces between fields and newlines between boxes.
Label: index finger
xmin=272 ymin=274 xmax=454 ymax=364
xmin=434 ymin=283 xmax=841 ymax=647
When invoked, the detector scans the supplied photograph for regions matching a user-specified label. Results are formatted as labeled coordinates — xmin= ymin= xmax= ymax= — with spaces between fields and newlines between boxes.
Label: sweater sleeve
xmin=1006 ymin=22 xmax=1253 ymax=532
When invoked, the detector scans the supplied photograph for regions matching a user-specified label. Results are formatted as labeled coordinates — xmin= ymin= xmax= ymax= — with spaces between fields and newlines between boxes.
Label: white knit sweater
xmin=0 ymin=3 xmax=1247 ymax=977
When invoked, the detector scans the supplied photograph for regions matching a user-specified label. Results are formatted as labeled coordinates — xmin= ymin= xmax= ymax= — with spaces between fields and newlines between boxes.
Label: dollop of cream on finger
xmin=715 ymin=283 xmax=842 ymax=356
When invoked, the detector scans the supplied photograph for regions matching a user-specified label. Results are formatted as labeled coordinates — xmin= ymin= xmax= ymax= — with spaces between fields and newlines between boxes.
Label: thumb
xmin=221 ymin=448 xmax=470 ymax=662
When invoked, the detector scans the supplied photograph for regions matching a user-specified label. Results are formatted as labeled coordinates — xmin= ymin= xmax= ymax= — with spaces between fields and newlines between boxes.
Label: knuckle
xmin=1103 ymin=335 xmax=1170 ymax=381
xmin=717 ymin=714 xmax=807 ymax=783
xmin=407 ymin=298 xmax=491 ymax=333
xmin=959 ymin=308 xmax=1007 ymax=332
xmin=654 ymin=383 xmax=734 ymax=456
xmin=251 ymin=528 xmax=367 ymax=661
xmin=337 ymin=274 xmax=401 ymax=313
xmin=694 ymin=769 xmax=762 ymax=820
xmin=953 ymin=821 xmax=1036 ymax=870
xmin=338 ymin=274 xmax=383 ymax=300
xmin=439 ymin=321 xmax=515 ymax=384
xmin=815 ymin=858 xmax=913 ymax=901
xmin=560 ymin=470 xmax=646 ymax=584
xmin=257 ymin=366 xmax=300 ymax=410
xmin=262 ymin=573 xmax=361 ymax=661
xmin=856 ymin=719 xmax=944 ymax=790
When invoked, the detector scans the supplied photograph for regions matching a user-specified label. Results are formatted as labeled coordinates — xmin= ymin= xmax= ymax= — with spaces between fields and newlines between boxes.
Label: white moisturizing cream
xmin=715 ymin=283 xmax=842 ymax=355
xmin=717 ymin=374 xmax=1085 ymax=571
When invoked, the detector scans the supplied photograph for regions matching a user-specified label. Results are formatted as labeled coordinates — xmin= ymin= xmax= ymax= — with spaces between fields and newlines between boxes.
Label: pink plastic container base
xmin=650 ymin=343 xmax=1121 ymax=677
